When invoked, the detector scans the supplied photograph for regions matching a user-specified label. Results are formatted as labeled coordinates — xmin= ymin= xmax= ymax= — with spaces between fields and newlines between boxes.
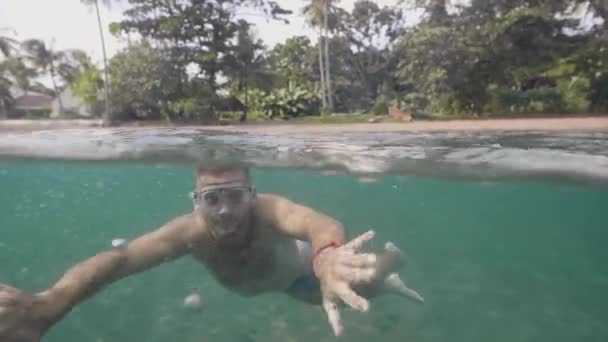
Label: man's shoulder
xmin=170 ymin=212 xmax=200 ymax=225
xmin=164 ymin=212 xmax=208 ymax=239
xmin=253 ymin=193 xmax=287 ymax=220
xmin=256 ymin=193 xmax=287 ymax=202
xmin=254 ymin=193 xmax=316 ymax=217
xmin=255 ymin=193 xmax=296 ymax=210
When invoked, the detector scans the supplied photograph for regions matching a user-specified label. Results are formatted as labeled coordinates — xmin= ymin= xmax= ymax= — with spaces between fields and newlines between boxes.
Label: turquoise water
xmin=1 ymin=129 xmax=608 ymax=341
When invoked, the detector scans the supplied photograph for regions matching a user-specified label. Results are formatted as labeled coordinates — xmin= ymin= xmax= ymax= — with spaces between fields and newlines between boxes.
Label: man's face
xmin=192 ymin=169 xmax=255 ymax=240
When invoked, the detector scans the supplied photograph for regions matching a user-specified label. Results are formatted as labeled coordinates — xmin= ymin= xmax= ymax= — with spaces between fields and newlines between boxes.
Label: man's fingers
xmin=338 ymin=266 xmax=377 ymax=284
xmin=341 ymin=253 xmax=377 ymax=268
xmin=336 ymin=284 xmax=370 ymax=312
xmin=323 ymin=299 xmax=343 ymax=336
xmin=344 ymin=230 xmax=375 ymax=252
xmin=383 ymin=273 xmax=425 ymax=304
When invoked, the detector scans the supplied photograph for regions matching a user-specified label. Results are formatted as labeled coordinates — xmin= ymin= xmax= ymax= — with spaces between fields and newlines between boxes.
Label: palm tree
xmin=0 ymin=64 xmax=13 ymax=118
xmin=302 ymin=0 xmax=337 ymax=109
xmin=81 ymin=0 xmax=112 ymax=125
xmin=0 ymin=28 xmax=18 ymax=57
xmin=323 ymin=0 xmax=334 ymax=110
xmin=1 ymin=29 xmax=17 ymax=117
xmin=3 ymin=56 xmax=38 ymax=94
xmin=0 ymin=37 xmax=16 ymax=58
xmin=21 ymin=39 xmax=67 ymax=112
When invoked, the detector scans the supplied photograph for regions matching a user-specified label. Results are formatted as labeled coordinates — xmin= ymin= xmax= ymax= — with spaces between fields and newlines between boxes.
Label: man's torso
xmin=191 ymin=223 xmax=311 ymax=296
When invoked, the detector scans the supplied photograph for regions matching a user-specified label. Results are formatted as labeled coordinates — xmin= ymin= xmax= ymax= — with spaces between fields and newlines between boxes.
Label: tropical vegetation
xmin=0 ymin=0 xmax=606 ymax=123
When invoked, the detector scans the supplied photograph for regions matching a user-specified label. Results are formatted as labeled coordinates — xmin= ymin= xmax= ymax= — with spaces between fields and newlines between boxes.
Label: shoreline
xmin=1 ymin=116 xmax=607 ymax=134
xmin=202 ymin=116 xmax=608 ymax=133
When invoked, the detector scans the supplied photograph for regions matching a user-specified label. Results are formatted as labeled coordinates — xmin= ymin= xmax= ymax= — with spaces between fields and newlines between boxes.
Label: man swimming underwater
xmin=0 ymin=166 xmax=424 ymax=341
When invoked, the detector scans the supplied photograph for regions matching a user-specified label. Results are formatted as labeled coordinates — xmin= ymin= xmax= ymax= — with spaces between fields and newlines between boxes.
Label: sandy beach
xmin=1 ymin=116 xmax=607 ymax=134
xmin=204 ymin=116 xmax=608 ymax=134
xmin=0 ymin=119 xmax=103 ymax=133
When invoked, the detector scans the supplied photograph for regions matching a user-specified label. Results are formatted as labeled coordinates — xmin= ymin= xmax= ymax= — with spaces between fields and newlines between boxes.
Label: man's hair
xmin=195 ymin=165 xmax=251 ymax=188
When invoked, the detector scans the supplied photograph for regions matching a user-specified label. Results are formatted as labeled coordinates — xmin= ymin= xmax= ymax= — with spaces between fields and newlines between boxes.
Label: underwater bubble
xmin=111 ymin=238 xmax=127 ymax=248
xmin=320 ymin=170 xmax=340 ymax=176
xmin=183 ymin=292 xmax=202 ymax=310
xmin=357 ymin=176 xmax=378 ymax=183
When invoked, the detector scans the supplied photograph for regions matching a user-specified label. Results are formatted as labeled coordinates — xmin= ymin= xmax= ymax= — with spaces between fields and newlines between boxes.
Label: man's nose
xmin=219 ymin=205 xmax=231 ymax=216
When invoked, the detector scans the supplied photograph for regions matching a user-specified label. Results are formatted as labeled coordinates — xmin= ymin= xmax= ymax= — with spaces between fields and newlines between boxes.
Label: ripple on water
xmin=0 ymin=129 xmax=606 ymax=185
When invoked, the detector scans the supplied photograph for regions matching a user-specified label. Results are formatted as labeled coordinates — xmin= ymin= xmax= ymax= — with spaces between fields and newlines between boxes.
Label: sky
xmin=0 ymin=0 xmax=412 ymax=68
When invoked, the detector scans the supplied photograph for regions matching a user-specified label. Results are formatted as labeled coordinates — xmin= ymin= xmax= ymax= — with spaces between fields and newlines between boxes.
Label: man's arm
xmin=40 ymin=214 xmax=206 ymax=321
xmin=256 ymin=194 xmax=346 ymax=254
xmin=257 ymin=193 xmax=378 ymax=337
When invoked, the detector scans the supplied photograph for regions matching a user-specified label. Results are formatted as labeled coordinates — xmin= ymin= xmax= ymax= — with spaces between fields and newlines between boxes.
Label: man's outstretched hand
xmin=312 ymin=230 xmax=424 ymax=336
xmin=0 ymin=283 xmax=57 ymax=342
xmin=312 ymin=230 xmax=379 ymax=336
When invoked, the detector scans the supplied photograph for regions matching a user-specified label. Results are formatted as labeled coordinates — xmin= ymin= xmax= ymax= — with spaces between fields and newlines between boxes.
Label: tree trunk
xmin=240 ymin=81 xmax=248 ymax=122
xmin=323 ymin=0 xmax=334 ymax=111
xmin=318 ymin=28 xmax=327 ymax=109
xmin=0 ymin=101 xmax=7 ymax=119
xmin=94 ymin=0 xmax=113 ymax=126
xmin=429 ymin=0 xmax=448 ymax=25
xmin=49 ymin=66 xmax=64 ymax=116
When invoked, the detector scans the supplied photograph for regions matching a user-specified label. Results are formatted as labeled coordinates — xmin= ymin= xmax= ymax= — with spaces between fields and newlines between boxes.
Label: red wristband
xmin=310 ymin=241 xmax=342 ymax=265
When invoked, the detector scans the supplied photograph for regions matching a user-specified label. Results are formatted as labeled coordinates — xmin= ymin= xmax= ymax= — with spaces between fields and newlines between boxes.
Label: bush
xmin=427 ymin=93 xmax=469 ymax=116
xmin=556 ymin=76 xmax=591 ymax=113
xmin=320 ymin=107 xmax=332 ymax=117
xmin=174 ymin=97 xmax=217 ymax=123
xmin=250 ymin=85 xmax=320 ymax=120
xmin=396 ymin=92 xmax=428 ymax=113
xmin=371 ymin=95 xmax=389 ymax=115
xmin=484 ymin=84 xmax=567 ymax=115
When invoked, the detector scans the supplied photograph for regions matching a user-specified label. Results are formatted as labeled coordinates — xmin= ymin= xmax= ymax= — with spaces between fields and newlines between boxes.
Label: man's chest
xmin=193 ymin=233 xmax=300 ymax=295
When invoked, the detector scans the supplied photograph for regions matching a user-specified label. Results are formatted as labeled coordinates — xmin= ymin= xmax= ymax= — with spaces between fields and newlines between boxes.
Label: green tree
xmin=343 ymin=1 xmax=403 ymax=108
xmin=70 ymin=65 xmax=104 ymax=116
xmin=393 ymin=0 xmax=592 ymax=115
xmin=268 ymin=36 xmax=317 ymax=87
xmin=225 ymin=21 xmax=275 ymax=121
xmin=108 ymin=42 xmax=184 ymax=121
xmin=115 ymin=0 xmax=289 ymax=95
xmin=400 ymin=0 xmax=450 ymax=24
